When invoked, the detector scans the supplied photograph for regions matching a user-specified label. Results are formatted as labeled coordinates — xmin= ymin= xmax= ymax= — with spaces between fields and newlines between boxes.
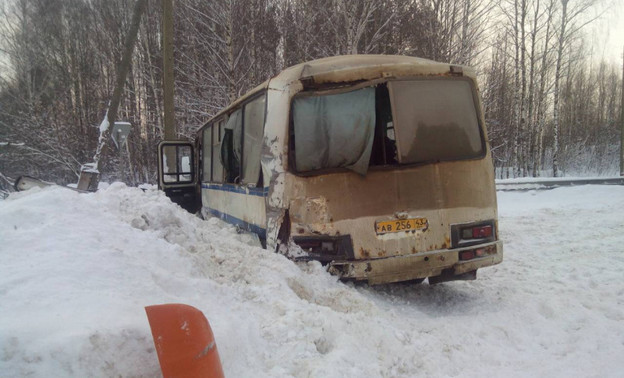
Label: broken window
xmin=222 ymin=109 xmax=242 ymax=183
xmin=202 ymin=126 xmax=212 ymax=182
xmin=388 ymin=79 xmax=483 ymax=164
xmin=242 ymin=95 xmax=266 ymax=186
xmin=369 ymin=84 xmax=397 ymax=166
xmin=290 ymin=78 xmax=483 ymax=176
xmin=212 ymin=120 xmax=224 ymax=183
xmin=292 ymin=86 xmax=376 ymax=175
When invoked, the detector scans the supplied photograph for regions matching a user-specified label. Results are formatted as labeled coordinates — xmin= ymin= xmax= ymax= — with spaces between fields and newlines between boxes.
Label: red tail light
xmin=452 ymin=221 xmax=496 ymax=248
xmin=459 ymin=246 xmax=495 ymax=261
xmin=459 ymin=250 xmax=475 ymax=260
xmin=461 ymin=224 xmax=493 ymax=240
xmin=472 ymin=225 xmax=492 ymax=239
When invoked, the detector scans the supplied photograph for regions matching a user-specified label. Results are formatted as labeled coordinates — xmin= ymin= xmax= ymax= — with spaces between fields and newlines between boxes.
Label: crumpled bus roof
xmin=273 ymin=54 xmax=475 ymax=88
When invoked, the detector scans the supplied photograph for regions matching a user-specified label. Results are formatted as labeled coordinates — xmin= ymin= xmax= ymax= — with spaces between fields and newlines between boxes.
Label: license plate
xmin=375 ymin=218 xmax=428 ymax=235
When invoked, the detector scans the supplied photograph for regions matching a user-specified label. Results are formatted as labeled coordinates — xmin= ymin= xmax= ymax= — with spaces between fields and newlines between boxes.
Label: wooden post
xmin=620 ymin=46 xmax=624 ymax=176
xmin=161 ymin=0 xmax=177 ymax=180
xmin=78 ymin=0 xmax=147 ymax=191
xmin=163 ymin=0 xmax=175 ymax=140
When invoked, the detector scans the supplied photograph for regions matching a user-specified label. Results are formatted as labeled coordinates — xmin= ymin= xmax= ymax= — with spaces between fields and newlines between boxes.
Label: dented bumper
xmin=328 ymin=240 xmax=503 ymax=285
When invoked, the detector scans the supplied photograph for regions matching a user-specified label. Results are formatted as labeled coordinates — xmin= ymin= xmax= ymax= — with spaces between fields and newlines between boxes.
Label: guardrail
xmin=496 ymin=177 xmax=624 ymax=191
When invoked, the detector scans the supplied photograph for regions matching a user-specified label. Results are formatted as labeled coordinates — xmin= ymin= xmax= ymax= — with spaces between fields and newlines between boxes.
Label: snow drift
xmin=1 ymin=183 xmax=623 ymax=377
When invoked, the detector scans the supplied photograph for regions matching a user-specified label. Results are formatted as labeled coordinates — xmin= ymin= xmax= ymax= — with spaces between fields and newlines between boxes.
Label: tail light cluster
xmin=462 ymin=224 xmax=493 ymax=240
xmin=459 ymin=244 xmax=497 ymax=261
xmin=451 ymin=220 xmax=496 ymax=248
xmin=292 ymin=235 xmax=355 ymax=263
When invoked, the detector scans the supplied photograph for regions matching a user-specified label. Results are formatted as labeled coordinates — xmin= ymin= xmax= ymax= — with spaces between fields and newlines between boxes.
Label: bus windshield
xmin=291 ymin=78 xmax=484 ymax=175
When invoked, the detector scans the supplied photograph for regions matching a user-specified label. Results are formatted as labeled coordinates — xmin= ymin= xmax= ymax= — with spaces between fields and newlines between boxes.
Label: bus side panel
xmin=201 ymin=184 xmax=267 ymax=238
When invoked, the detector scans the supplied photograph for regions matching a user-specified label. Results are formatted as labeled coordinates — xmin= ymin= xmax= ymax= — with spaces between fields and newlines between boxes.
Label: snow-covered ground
xmin=1 ymin=183 xmax=623 ymax=377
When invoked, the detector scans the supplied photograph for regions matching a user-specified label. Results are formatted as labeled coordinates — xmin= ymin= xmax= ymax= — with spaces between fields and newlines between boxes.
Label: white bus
xmin=158 ymin=55 xmax=503 ymax=284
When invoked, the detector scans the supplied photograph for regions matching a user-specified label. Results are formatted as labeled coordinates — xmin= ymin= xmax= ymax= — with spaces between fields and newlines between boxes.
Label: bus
xmin=158 ymin=55 xmax=503 ymax=285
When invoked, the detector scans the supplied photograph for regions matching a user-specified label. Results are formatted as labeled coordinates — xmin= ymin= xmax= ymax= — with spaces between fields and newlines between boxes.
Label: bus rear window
xmin=291 ymin=78 xmax=484 ymax=175
xmin=292 ymin=87 xmax=375 ymax=175
xmin=388 ymin=79 xmax=483 ymax=164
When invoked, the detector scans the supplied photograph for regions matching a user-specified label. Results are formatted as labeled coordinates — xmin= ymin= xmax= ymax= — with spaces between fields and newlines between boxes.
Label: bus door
xmin=158 ymin=141 xmax=201 ymax=213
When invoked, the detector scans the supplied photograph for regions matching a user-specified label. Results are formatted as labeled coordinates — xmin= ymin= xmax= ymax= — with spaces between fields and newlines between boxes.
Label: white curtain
xmin=242 ymin=96 xmax=266 ymax=185
xmin=293 ymin=87 xmax=376 ymax=175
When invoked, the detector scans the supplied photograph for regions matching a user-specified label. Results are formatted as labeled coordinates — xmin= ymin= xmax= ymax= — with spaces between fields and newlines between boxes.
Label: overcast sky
xmin=589 ymin=0 xmax=624 ymax=65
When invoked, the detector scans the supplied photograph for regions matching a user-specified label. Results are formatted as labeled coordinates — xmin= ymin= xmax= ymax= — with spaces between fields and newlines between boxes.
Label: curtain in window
xmin=242 ymin=96 xmax=266 ymax=185
xmin=202 ymin=127 xmax=212 ymax=182
xmin=212 ymin=122 xmax=224 ymax=183
xmin=293 ymin=87 xmax=375 ymax=175
xmin=222 ymin=109 xmax=242 ymax=182
xmin=224 ymin=109 xmax=242 ymax=161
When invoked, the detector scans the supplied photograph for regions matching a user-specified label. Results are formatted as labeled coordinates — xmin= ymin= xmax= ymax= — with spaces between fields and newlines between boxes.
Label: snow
xmin=497 ymin=175 xmax=611 ymax=183
xmin=99 ymin=117 xmax=110 ymax=134
xmin=80 ymin=162 xmax=99 ymax=174
xmin=1 ymin=183 xmax=623 ymax=377
xmin=496 ymin=176 xmax=624 ymax=191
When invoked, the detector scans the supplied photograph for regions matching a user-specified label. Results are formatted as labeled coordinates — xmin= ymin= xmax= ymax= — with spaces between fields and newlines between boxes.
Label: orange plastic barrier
xmin=145 ymin=304 xmax=225 ymax=378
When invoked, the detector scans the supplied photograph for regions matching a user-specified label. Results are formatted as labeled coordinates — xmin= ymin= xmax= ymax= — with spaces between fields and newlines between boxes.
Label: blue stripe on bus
xmin=207 ymin=208 xmax=267 ymax=239
xmin=201 ymin=183 xmax=268 ymax=197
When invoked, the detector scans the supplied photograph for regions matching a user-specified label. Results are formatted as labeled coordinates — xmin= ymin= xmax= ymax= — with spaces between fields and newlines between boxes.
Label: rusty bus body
xmin=158 ymin=55 xmax=503 ymax=285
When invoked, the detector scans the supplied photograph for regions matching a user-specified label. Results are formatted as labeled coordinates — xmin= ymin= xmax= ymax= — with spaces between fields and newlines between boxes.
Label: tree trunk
xmin=513 ymin=0 xmax=521 ymax=178
xmin=162 ymin=0 xmax=175 ymax=140
xmin=519 ymin=0 xmax=528 ymax=177
xmin=79 ymin=0 xmax=148 ymax=191
xmin=552 ymin=0 xmax=568 ymax=177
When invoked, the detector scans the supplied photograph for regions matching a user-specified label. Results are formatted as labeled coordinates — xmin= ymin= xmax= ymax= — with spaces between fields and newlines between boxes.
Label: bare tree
xmin=0 ymin=0 xmax=621 ymax=184
xmin=552 ymin=0 xmax=598 ymax=176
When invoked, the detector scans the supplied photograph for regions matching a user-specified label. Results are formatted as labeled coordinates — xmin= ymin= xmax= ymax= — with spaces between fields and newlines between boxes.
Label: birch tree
xmin=552 ymin=0 xmax=597 ymax=176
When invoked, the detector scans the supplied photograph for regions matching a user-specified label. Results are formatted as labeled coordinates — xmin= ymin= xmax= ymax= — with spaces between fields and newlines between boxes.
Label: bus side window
xmin=212 ymin=121 xmax=224 ymax=183
xmin=222 ymin=109 xmax=242 ymax=183
xmin=202 ymin=125 xmax=212 ymax=182
xmin=242 ymin=95 xmax=266 ymax=187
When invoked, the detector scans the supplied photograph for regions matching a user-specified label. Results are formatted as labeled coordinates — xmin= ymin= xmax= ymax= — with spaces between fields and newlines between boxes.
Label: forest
xmin=0 ymin=0 xmax=622 ymax=187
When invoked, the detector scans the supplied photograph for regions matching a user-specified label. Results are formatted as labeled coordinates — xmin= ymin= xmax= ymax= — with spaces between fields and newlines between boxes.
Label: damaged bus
xmin=158 ymin=55 xmax=503 ymax=284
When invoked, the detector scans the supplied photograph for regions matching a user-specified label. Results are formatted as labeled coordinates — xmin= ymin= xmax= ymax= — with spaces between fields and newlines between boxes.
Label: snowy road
xmin=1 ymin=184 xmax=623 ymax=377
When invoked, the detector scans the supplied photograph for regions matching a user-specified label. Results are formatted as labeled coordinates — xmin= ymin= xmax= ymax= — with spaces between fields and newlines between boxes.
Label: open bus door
xmin=158 ymin=141 xmax=201 ymax=213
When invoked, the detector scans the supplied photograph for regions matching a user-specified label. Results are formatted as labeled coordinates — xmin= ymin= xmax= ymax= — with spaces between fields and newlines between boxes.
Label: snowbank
xmin=1 ymin=184 xmax=623 ymax=377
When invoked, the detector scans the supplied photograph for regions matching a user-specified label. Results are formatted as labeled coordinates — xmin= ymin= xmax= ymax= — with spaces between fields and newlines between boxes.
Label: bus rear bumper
xmin=328 ymin=240 xmax=503 ymax=285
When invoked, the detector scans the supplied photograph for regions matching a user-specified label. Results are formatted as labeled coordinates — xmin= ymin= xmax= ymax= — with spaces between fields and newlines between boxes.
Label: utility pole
xmin=77 ymin=0 xmax=147 ymax=191
xmin=163 ymin=0 xmax=175 ymax=140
